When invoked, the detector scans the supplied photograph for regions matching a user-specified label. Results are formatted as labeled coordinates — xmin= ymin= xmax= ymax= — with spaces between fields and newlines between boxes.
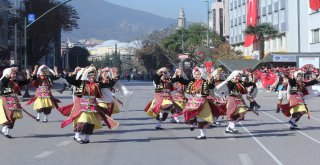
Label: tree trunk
xmin=258 ymin=36 xmax=265 ymax=60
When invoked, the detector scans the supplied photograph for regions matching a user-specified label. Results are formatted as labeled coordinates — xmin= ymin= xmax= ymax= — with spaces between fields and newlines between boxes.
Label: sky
xmin=104 ymin=0 xmax=210 ymax=22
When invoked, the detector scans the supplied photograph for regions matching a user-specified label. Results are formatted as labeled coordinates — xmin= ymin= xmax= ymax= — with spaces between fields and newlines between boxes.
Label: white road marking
xmin=263 ymin=112 xmax=320 ymax=144
xmin=239 ymin=122 xmax=284 ymax=165
xmin=310 ymin=115 xmax=320 ymax=122
xmin=56 ymin=141 xmax=72 ymax=147
xmin=34 ymin=151 xmax=54 ymax=159
xmin=238 ymin=153 xmax=254 ymax=165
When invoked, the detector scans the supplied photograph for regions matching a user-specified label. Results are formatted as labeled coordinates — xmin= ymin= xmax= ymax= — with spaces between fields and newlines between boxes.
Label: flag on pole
xmin=310 ymin=0 xmax=320 ymax=10
xmin=244 ymin=0 xmax=258 ymax=47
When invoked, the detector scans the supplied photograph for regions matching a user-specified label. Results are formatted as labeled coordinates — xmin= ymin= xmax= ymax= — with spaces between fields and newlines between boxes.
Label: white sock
xmin=174 ymin=117 xmax=180 ymax=122
xmin=199 ymin=129 xmax=206 ymax=137
xmin=227 ymin=121 xmax=235 ymax=129
xmin=290 ymin=118 xmax=297 ymax=123
xmin=156 ymin=120 xmax=162 ymax=128
xmin=233 ymin=121 xmax=238 ymax=129
xmin=43 ymin=115 xmax=48 ymax=121
xmin=159 ymin=112 xmax=163 ymax=119
xmin=2 ymin=125 xmax=8 ymax=134
xmin=84 ymin=134 xmax=90 ymax=141
xmin=75 ymin=132 xmax=81 ymax=139
xmin=37 ymin=113 xmax=41 ymax=119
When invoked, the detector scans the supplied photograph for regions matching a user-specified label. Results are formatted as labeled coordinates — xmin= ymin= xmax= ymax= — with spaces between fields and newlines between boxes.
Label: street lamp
xmin=202 ymin=0 xmax=212 ymax=61
xmin=22 ymin=0 xmax=73 ymax=98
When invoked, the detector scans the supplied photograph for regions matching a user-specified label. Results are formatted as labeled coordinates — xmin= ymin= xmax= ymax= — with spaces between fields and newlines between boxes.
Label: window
xmin=260 ymin=0 xmax=266 ymax=8
xmin=279 ymin=10 xmax=286 ymax=24
xmin=273 ymin=13 xmax=279 ymax=25
xmin=312 ymin=29 xmax=320 ymax=43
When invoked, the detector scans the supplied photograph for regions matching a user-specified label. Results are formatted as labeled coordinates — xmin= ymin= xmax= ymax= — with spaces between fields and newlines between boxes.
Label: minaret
xmin=177 ymin=8 xmax=186 ymax=29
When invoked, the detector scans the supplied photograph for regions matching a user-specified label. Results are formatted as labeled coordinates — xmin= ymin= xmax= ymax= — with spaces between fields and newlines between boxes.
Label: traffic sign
xmin=27 ymin=14 xmax=36 ymax=23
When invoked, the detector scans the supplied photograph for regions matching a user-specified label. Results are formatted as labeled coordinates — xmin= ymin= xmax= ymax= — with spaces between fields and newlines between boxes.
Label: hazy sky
xmin=104 ymin=0 xmax=209 ymax=22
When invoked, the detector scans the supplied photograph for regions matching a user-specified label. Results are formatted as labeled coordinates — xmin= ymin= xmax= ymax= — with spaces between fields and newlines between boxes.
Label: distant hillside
xmin=63 ymin=0 xmax=176 ymax=41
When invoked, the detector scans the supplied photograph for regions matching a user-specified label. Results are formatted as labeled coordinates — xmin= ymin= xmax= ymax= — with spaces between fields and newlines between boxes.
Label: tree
xmin=135 ymin=26 xmax=178 ymax=72
xmin=68 ymin=46 xmax=90 ymax=70
xmin=245 ymin=23 xmax=278 ymax=60
xmin=212 ymin=42 xmax=243 ymax=60
xmin=25 ymin=0 xmax=79 ymax=66
xmin=160 ymin=23 xmax=227 ymax=65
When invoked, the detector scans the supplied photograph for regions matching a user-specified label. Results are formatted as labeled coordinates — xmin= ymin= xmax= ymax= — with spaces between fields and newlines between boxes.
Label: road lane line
xmin=34 ymin=151 xmax=54 ymax=159
xmin=239 ymin=122 xmax=284 ymax=165
xmin=56 ymin=141 xmax=72 ymax=147
xmin=263 ymin=112 xmax=320 ymax=144
xmin=310 ymin=116 xmax=320 ymax=122
xmin=238 ymin=153 xmax=254 ymax=165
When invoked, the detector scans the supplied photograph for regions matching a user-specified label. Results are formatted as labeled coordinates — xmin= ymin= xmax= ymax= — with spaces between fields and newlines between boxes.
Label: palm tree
xmin=245 ymin=23 xmax=278 ymax=60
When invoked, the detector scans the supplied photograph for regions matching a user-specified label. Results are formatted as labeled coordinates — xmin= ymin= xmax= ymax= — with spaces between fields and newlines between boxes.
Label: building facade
xmin=211 ymin=0 xmax=230 ymax=38
xmin=0 ymin=1 xmax=9 ymax=65
xmin=228 ymin=0 xmax=320 ymax=59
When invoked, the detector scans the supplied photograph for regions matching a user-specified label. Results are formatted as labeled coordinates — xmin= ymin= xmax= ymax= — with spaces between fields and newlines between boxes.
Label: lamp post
xmin=22 ymin=0 xmax=73 ymax=98
xmin=202 ymin=0 xmax=212 ymax=61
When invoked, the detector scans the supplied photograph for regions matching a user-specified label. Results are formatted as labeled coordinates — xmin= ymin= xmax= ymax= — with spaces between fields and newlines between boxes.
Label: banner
xmin=244 ymin=0 xmax=257 ymax=47
xmin=309 ymin=0 xmax=320 ymax=10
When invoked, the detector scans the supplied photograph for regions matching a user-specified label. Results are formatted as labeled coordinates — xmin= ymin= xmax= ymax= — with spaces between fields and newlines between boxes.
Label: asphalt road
xmin=1 ymin=81 xmax=320 ymax=165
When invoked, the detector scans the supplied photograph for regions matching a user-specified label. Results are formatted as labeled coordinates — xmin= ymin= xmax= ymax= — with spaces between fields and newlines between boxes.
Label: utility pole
xmin=22 ymin=0 xmax=73 ymax=98
xmin=203 ymin=0 xmax=212 ymax=61
xmin=14 ymin=0 xmax=17 ymax=65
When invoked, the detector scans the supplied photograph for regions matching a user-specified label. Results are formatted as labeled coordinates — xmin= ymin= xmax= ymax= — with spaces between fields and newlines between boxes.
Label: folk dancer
xmin=243 ymin=69 xmax=261 ymax=111
xmin=26 ymin=65 xmax=61 ymax=122
xmin=208 ymin=68 xmax=227 ymax=126
xmin=181 ymin=67 xmax=215 ymax=139
xmin=280 ymin=70 xmax=320 ymax=130
xmin=144 ymin=67 xmax=183 ymax=130
xmin=219 ymin=71 xmax=256 ymax=134
xmin=0 ymin=68 xmax=31 ymax=138
xmin=170 ymin=71 xmax=188 ymax=123
xmin=60 ymin=66 xmax=119 ymax=144
xmin=96 ymin=67 xmax=131 ymax=117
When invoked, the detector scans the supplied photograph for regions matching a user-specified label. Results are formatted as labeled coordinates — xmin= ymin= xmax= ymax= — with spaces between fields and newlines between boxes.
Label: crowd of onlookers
xmin=256 ymin=65 xmax=320 ymax=80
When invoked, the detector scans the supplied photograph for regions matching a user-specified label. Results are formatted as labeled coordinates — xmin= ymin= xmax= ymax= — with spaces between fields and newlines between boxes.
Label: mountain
xmin=64 ymin=0 xmax=176 ymax=41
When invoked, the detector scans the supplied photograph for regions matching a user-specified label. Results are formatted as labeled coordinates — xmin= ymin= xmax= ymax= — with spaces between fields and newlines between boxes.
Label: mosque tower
xmin=177 ymin=8 xmax=186 ymax=29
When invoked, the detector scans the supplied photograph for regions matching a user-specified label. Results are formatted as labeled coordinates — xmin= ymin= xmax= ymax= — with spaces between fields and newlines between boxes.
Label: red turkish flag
xmin=310 ymin=0 xmax=320 ymax=10
xmin=259 ymin=72 xmax=277 ymax=88
xmin=204 ymin=61 xmax=213 ymax=73
xmin=244 ymin=0 xmax=257 ymax=47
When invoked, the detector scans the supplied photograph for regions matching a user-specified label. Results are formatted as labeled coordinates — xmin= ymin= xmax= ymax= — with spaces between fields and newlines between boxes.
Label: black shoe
xmin=82 ymin=140 xmax=90 ymax=144
xmin=1 ymin=131 xmax=12 ymax=138
xmin=254 ymin=105 xmax=261 ymax=111
xmin=170 ymin=119 xmax=177 ymax=123
xmin=276 ymin=108 xmax=280 ymax=113
xmin=42 ymin=120 xmax=48 ymax=123
xmin=73 ymin=137 xmax=84 ymax=144
xmin=155 ymin=127 xmax=164 ymax=130
xmin=196 ymin=136 xmax=206 ymax=140
xmin=190 ymin=127 xmax=195 ymax=131
xmin=290 ymin=126 xmax=300 ymax=130
xmin=289 ymin=120 xmax=298 ymax=127
xmin=225 ymin=128 xmax=239 ymax=134
xmin=36 ymin=118 xmax=40 ymax=122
